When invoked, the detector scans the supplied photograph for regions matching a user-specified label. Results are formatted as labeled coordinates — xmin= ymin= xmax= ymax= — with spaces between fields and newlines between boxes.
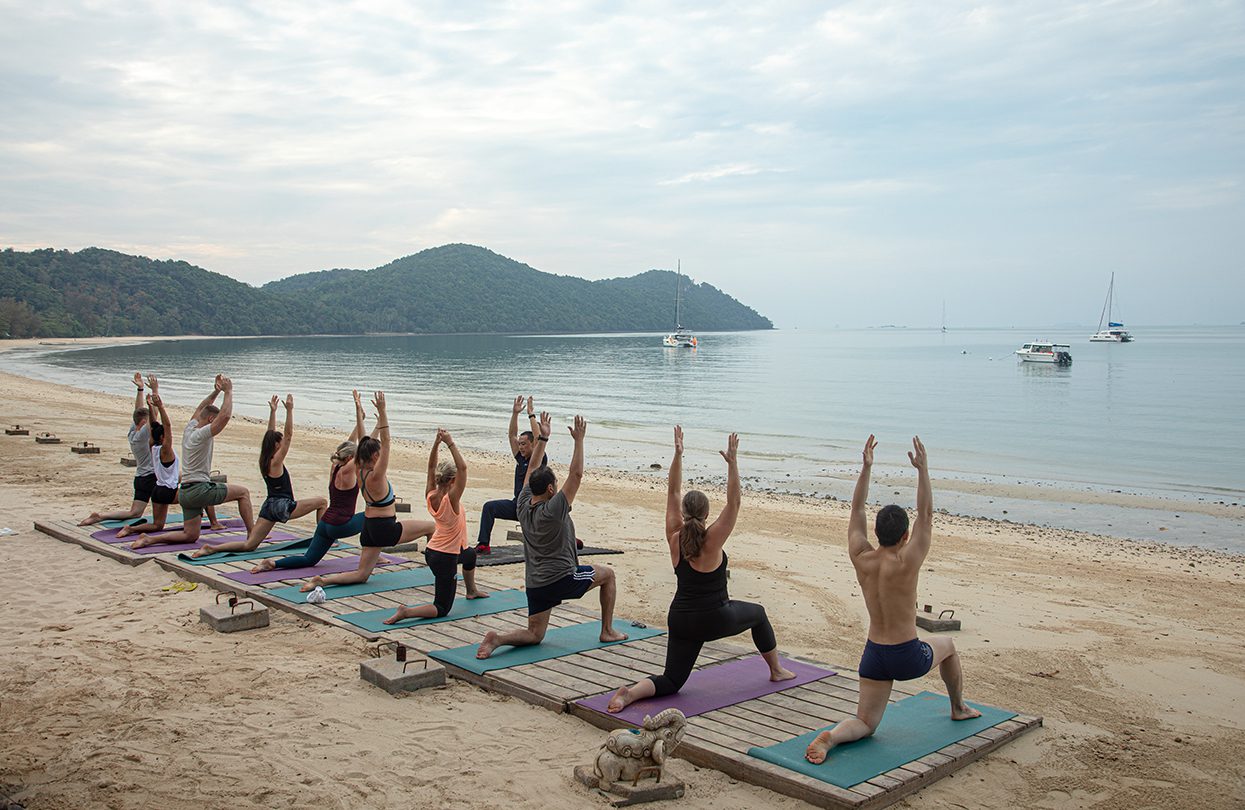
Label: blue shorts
xmin=259 ymin=496 xmax=297 ymax=523
xmin=526 ymin=565 xmax=596 ymax=615
xmin=858 ymin=638 xmax=934 ymax=681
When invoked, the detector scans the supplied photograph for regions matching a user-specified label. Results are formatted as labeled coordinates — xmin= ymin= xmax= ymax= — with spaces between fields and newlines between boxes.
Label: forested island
xmin=0 ymin=244 xmax=772 ymax=338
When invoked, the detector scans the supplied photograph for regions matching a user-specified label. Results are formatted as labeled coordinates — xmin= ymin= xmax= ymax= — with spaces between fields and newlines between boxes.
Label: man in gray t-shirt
xmin=79 ymin=372 xmax=158 ymax=526
xmin=476 ymin=412 xmax=627 ymax=660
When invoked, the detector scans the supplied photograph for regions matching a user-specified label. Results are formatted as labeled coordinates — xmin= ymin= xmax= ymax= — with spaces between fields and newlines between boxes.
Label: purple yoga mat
xmin=127 ymin=530 xmax=301 ymax=555
xmin=90 ymin=518 xmax=247 ymax=544
xmin=577 ymin=656 xmax=836 ymax=725
xmin=219 ymin=554 xmax=404 ymax=584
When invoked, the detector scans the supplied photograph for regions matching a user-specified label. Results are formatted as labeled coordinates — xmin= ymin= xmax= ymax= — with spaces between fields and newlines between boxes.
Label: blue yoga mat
xmin=748 ymin=691 xmax=1015 ymax=788
xmin=335 ymin=589 xmax=529 ymax=631
xmin=429 ymin=620 xmax=665 ymax=675
xmin=177 ymin=537 xmax=348 ymax=565
xmin=264 ymin=567 xmax=442 ymax=603
xmin=100 ymin=512 xmax=234 ymax=529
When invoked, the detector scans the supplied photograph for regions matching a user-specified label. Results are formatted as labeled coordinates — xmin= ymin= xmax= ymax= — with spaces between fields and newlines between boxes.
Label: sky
xmin=2 ymin=1 xmax=1243 ymax=329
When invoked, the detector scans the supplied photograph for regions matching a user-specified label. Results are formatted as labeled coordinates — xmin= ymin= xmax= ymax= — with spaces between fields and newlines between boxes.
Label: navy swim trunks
xmin=526 ymin=565 xmax=596 ymax=615
xmin=858 ymin=638 xmax=934 ymax=681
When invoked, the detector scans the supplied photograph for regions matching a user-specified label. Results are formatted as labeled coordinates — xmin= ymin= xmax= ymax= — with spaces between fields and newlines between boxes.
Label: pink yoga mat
xmin=219 ymin=554 xmax=404 ymax=584
xmin=90 ymin=518 xmax=246 ymax=544
xmin=576 ymin=656 xmax=836 ymax=725
xmin=126 ymin=530 xmax=301 ymax=555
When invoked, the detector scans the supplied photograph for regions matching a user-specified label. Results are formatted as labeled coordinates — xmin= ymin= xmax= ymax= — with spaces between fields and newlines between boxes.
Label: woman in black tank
xmin=606 ymin=427 xmax=795 ymax=713
xmin=193 ymin=394 xmax=327 ymax=557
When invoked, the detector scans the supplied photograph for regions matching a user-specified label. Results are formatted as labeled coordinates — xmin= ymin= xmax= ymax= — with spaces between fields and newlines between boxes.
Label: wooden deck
xmin=35 ymin=519 xmax=1041 ymax=809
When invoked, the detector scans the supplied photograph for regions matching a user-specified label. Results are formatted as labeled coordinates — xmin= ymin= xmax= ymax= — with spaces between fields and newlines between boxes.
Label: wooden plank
xmin=35 ymin=519 xmax=150 ymax=567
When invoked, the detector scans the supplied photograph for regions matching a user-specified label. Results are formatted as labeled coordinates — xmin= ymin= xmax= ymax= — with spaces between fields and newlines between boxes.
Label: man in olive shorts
xmin=133 ymin=375 xmax=254 ymax=548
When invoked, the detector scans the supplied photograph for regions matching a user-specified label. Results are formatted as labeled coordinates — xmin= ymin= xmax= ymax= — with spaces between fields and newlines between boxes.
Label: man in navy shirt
xmin=476 ymin=396 xmax=547 ymax=553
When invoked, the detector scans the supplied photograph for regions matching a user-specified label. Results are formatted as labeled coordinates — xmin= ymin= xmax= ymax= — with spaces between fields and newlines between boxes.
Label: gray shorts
xmin=259 ymin=496 xmax=296 ymax=523
xmin=179 ymin=481 xmax=228 ymax=520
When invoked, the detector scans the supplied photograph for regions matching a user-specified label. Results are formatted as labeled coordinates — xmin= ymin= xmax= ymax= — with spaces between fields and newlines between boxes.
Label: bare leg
xmin=607 ymin=678 xmax=657 ymax=713
xmin=806 ymin=677 xmax=892 ymax=764
xmin=926 ymin=636 xmax=981 ymax=720
xmin=591 ymin=565 xmax=627 ymax=642
xmin=192 ymin=517 xmax=275 ymax=558
xmin=133 ymin=519 xmax=203 ymax=549
xmin=396 ymin=519 xmax=435 ymax=546
xmin=79 ymin=500 xmax=145 ymax=526
xmin=477 ymin=610 xmax=551 ymax=659
xmin=205 ymin=504 xmax=225 ymax=531
xmin=383 ymin=602 xmax=439 ymax=624
xmin=464 ymin=566 xmax=488 ymax=599
xmin=288 ymin=497 xmax=328 ymax=522
xmin=224 ymin=484 xmax=255 ymax=532
xmin=299 ymin=546 xmax=383 ymax=591
xmin=117 ymin=502 xmax=170 ymax=538
xmin=250 ymin=558 xmax=277 ymax=574
xmin=761 ymin=648 xmax=797 ymax=682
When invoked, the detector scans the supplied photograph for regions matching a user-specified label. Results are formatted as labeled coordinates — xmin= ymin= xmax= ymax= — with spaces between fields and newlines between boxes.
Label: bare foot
xmin=79 ymin=512 xmax=102 ymax=526
xmin=951 ymin=703 xmax=982 ymax=721
xmin=770 ymin=664 xmax=797 ymax=682
xmin=249 ymin=558 xmax=276 ymax=574
xmin=207 ymin=521 xmax=227 ymax=531
xmin=476 ymin=630 xmax=500 ymax=659
xmin=600 ymin=628 xmax=629 ymax=643
xmin=130 ymin=537 xmax=153 ymax=549
xmin=116 ymin=525 xmax=135 ymax=538
xmin=805 ymin=730 xmax=833 ymax=764
xmin=383 ymin=606 xmax=414 ymax=625
xmin=466 ymin=588 xmax=489 ymax=599
xmin=299 ymin=575 xmax=324 ymax=594
xmin=606 ymin=685 xmax=632 ymax=713
xmin=189 ymin=544 xmax=217 ymax=559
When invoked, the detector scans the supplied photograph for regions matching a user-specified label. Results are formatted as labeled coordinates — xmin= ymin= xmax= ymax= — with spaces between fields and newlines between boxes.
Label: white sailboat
xmin=1091 ymin=273 xmax=1134 ymax=342
xmin=663 ymin=260 xmax=698 ymax=348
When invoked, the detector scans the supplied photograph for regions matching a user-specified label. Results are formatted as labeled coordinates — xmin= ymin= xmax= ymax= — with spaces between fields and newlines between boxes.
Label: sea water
xmin=5 ymin=326 xmax=1243 ymax=552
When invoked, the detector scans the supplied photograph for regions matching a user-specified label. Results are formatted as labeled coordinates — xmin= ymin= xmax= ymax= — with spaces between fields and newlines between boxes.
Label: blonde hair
xmin=436 ymin=459 xmax=457 ymax=486
xmin=332 ymin=441 xmax=357 ymax=465
xmin=678 ymin=490 xmax=711 ymax=560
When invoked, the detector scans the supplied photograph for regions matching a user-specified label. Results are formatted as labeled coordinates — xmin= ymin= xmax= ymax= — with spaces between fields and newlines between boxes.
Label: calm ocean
xmin=5 ymin=326 xmax=1243 ymax=552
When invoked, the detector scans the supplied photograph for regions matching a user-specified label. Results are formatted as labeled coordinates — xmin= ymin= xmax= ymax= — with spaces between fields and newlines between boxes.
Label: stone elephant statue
xmin=593 ymin=708 xmax=688 ymax=790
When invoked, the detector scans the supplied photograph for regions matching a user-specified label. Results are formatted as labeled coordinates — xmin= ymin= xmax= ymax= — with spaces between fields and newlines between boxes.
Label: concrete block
xmin=506 ymin=529 xmax=524 ymax=543
xmin=394 ymin=498 xmax=411 ymax=513
xmin=34 ymin=433 xmax=61 ymax=444
xmin=916 ymin=605 xmax=961 ymax=632
xmin=200 ymin=602 xmax=270 ymax=633
xmin=209 ymin=470 xmax=228 ymax=483
xmin=120 ymin=455 xmax=137 ymax=467
xmin=70 ymin=442 xmax=100 ymax=454
xmin=360 ymin=657 xmax=446 ymax=695
xmin=5 ymin=426 xmax=29 ymax=436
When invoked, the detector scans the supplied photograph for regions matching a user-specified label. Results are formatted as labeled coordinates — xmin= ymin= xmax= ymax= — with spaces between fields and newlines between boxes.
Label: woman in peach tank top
xmin=384 ymin=429 xmax=488 ymax=625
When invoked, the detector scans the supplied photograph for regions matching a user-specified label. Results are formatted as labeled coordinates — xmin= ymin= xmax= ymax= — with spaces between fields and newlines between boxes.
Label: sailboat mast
xmin=674 ymin=259 xmax=682 ymax=329
xmin=1097 ymin=273 xmax=1113 ymax=332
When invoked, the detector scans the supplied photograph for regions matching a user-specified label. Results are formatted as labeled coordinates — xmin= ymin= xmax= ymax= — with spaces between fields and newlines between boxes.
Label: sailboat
xmin=1090 ymin=273 xmax=1134 ymax=342
xmin=663 ymin=260 xmax=698 ymax=348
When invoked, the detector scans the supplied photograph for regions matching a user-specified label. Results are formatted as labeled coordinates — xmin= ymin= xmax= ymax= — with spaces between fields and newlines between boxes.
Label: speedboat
xmin=1015 ymin=342 xmax=1072 ymax=365
xmin=663 ymin=331 xmax=697 ymax=348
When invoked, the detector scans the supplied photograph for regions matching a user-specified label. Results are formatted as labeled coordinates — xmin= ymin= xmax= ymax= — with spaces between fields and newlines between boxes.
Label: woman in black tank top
xmin=606 ymin=427 xmax=795 ymax=713
xmin=193 ymin=395 xmax=328 ymax=558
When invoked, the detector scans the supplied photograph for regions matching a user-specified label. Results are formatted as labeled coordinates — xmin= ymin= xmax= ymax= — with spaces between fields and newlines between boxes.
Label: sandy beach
xmin=2 ymin=358 xmax=1244 ymax=810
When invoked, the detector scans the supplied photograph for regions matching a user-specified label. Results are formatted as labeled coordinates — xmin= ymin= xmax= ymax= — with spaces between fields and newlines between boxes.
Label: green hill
xmin=0 ymin=243 xmax=772 ymax=337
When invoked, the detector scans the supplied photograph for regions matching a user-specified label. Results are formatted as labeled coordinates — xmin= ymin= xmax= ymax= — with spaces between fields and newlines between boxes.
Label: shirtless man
xmin=475 ymin=411 xmax=626 ymax=659
xmin=806 ymin=435 xmax=979 ymax=764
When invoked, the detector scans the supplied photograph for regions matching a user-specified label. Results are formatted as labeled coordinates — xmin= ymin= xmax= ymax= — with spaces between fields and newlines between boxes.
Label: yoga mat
xmin=429 ymin=620 xmax=665 ymax=675
xmin=334 ymin=589 xmax=529 ymax=631
xmin=177 ymin=537 xmax=349 ymax=565
xmin=577 ymin=656 xmax=837 ymax=725
xmin=91 ymin=518 xmax=247 ymax=544
xmin=263 ymin=567 xmax=442 ymax=603
xmin=127 ymin=530 xmax=300 ymax=556
xmin=747 ymin=691 xmax=1016 ymax=789
xmin=475 ymin=545 xmax=623 ymax=567
xmin=99 ymin=512 xmax=235 ymax=529
xmin=221 ymin=553 xmax=403 ymax=584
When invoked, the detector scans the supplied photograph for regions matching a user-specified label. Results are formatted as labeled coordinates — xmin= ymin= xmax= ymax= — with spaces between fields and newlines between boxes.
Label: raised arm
xmin=266 ymin=395 xmax=278 ymax=433
xmin=704 ymin=433 xmax=741 ymax=551
xmin=905 ymin=436 xmax=933 ymax=563
xmin=848 ymin=435 xmax=877 ymax=559
xmin=208 ymin=376 xmax=234 ymax=436
xmin=444 ymin=430 xmax=468 ymax=508
xmin=525 ymin=396 xmax=538 ymax=441
xmin=348 ymin=389 xmax=365 ymax=443
xmin=426 ymin=430 xmax=442 ymax=495
xmin=523 ymin=412 xmax=551 ymax=487
xmin=561 ymin=415 xmax=587 ymax=506
xmin=665 ymin=426 xmax=684 ymax=546
xmin=132 ymin=372 xmax=145 ymax=413
xmin=272 ymin=395 xmax=295 ymax=466
xmin=506 ymin=395 xmax=524 ymax=455
xmin=151 ymin=394 xmax=176 ymax=463
xmin=194 ymin=375 xmax=223 ymax=419
xmin=145 ymin=394 xmax=159 ymax=448
xmin=370 ymin=391 xmax=391 ymax=481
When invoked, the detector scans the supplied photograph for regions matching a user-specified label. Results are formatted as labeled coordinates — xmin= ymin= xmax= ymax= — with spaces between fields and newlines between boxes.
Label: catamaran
xmin=1091 ymin=273 xmax=1134 ymax=342
xmin=663 ymin=260 xmax=698 ymax=348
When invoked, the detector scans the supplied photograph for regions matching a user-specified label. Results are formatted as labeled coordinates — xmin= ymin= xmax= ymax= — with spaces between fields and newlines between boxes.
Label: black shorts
xmin=259 ymin=496 xmax=297 ymax=523
xmin=526 ymin=565 xmax=596 ymax=615
xmin=133 ymin=473 xmax=157 ymax=503
xmin=858 ymin=638 xmax=934 ymax=681
xmin=361 ymin=515 xmax=403 ymax=548
xmin=152 ymin=484 xmax=178 ymax=505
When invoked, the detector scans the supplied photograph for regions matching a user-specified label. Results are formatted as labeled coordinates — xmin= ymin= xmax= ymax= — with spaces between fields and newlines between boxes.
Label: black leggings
xmin=424 ymin=547 xmax=477 ymax=618
xmin=648 ymin=600 xmax=777 ymax=697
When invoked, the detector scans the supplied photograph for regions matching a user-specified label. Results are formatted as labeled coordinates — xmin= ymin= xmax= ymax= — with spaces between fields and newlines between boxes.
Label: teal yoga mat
xmin=177 ymin=537 xmax=348 ymax=566
xmin=334 ymin=589 xmax=529 ymax=631
xmin=264 ymin=567 xmax=442 ymax=603
xmin=747 ymin=691 xmax=1015 ymax=788
xmin=100 ymin=512 xmax=233 ymax=529
xmin=429 ymin=620 xmax=664 ymax=675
